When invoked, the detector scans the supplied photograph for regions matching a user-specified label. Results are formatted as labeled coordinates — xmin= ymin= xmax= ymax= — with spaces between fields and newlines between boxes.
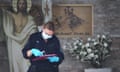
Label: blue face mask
xmin=42 ymin=32 xmax=52 ymax=39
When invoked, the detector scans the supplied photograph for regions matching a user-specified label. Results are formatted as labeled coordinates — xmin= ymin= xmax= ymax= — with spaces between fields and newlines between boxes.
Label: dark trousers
xmin=27 ymin=65 xmax=59 ymax=72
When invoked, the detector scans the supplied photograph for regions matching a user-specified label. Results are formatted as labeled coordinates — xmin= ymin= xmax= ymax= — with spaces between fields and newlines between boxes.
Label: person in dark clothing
xmin=22 ymin=21 xmax=64 ymax=72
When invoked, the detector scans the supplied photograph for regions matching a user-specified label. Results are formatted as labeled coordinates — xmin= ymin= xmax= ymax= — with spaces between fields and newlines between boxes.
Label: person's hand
xmin=31 ymin=48 xmax=44 ymax=57
xmin=47 ymin=56 xmax=60 ymax=63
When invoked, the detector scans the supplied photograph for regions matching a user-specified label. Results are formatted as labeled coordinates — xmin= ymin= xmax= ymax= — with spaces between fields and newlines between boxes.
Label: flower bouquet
xmin=65 ymin=34 xmax=112 ymax=68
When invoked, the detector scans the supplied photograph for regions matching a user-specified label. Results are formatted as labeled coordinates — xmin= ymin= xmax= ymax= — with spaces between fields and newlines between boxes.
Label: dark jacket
xmin=22 ymin=32 xmax=64 ymax=72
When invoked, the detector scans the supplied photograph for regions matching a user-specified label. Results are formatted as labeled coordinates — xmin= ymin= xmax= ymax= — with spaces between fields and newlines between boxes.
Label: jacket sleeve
xmin=22 ymin=35 xmax=34 ymax=59
xmin=54 ymin=37 xmax=64 ymax=65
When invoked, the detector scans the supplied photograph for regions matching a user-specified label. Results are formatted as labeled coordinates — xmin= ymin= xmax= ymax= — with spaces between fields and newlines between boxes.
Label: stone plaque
xmin=53 ymin=4 xmax=93 ymax=38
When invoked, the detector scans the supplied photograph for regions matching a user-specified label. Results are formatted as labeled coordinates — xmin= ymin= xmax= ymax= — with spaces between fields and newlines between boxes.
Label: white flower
xmin=97 ymin=34 xmax=100 ymax=38
xmin=79 ymin=52 xmax=82 ymax=55
xmin=80 ymin=52 xmax=84 ymax=55
xmin=102 ymin=35 xmax=106 ymax=39
xmin=94 ymin=42 xmax=98 ymax=45
xmin=87 ymin=49 xmax=92 ymax=53
xmin=80 ymin=51 xmax=87 ymax=55
xmin=74 ymin=46 xmax=78 ymax=49
xmin=76 ymin=40 xmax=79 ymax=43
xmin=79 ymin=42 xmax=82 ymax=45
xmin=89 ymin=53 xmax=94 ymax=57
xmin=94 ymin=55 xmax=98 ymax=59
xmin=85 ymin=43 xmax=90 ymax=47
xmin=83 ymin=52 xmax=87 ymax=55
xmin=73 ymin=42 xmax=77 ymax=45
xmin=87 ymin=37 xmax=91 ymax=41
xmin=104 ymin=43 xmax=108 ymax=47
xmin=82 ymin=45 xmax=85 ymax=49
xmin=96 ymin=61 xmax=100 ymax=65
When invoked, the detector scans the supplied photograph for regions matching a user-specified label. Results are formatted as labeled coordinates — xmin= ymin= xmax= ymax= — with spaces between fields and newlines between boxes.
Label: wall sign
xmin=53 ymin=4 xmax=93 ymax=38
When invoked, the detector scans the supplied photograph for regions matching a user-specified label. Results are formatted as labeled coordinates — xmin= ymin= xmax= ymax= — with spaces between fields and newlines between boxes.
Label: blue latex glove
xmin=31 ymin=48 xmax=44 ymax=57
xmin=48 ymin=56 xmax=60 ymax=63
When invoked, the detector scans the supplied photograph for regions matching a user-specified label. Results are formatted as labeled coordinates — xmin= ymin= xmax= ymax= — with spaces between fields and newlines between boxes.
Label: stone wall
xmin=51 ymin=0 xmax=120 ymax=72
